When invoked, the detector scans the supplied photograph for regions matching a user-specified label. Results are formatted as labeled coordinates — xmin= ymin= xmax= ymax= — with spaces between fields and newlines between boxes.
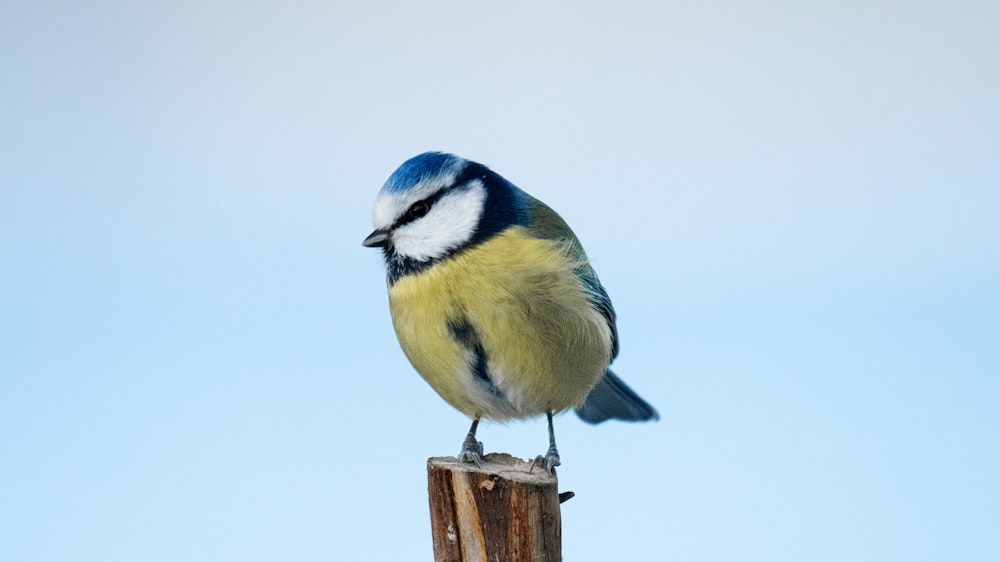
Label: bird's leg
xmin=459 ymin=417 xmax=484 ymax=466
xmin=532 ymin=411 xmax=561 ymax=473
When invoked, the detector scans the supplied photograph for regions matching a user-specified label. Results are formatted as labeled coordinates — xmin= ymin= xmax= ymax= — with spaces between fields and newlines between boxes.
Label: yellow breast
xmin=387 ymin=227 xmax=612 ymax=420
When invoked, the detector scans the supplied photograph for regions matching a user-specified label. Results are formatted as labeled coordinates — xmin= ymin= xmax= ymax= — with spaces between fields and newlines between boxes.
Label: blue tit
xmin=363 ymin=152 xmax=657 ymax=471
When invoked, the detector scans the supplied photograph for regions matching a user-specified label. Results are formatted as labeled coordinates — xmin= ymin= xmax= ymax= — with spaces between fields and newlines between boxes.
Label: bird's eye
xmin=407 ymin=200 xmax=430 ymax=220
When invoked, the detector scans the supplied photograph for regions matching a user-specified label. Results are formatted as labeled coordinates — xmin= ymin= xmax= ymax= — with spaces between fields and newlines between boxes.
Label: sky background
xmin=2 ymin=1 xmax=998 ymax=560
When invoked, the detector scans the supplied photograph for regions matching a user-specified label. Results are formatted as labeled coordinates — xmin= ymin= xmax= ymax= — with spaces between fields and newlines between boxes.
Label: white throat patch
xmin=383 ymin=180 xmax=487 ymax=261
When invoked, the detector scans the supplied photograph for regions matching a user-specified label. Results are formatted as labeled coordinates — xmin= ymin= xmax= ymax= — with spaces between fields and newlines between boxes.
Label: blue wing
xmin=523 ymin=200 xmax=619 ymax=360
xmin=524 ymin=199 xmax=658 ymax=424
xmin=578 ymin=271 xmax=619 ymax=360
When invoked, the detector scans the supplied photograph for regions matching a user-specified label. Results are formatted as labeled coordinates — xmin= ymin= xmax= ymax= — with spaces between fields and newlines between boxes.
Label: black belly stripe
xmin=447 ymin=316 xmax=503 ymax=398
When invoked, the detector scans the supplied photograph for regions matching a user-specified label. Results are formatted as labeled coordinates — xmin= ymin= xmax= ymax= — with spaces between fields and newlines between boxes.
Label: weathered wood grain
xmin=427 ymin=453 xmax=563 ymax=562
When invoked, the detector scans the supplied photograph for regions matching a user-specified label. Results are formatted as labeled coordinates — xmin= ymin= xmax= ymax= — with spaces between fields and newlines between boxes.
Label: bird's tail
xmin=575 ymin=369 xmax=659 ymax=424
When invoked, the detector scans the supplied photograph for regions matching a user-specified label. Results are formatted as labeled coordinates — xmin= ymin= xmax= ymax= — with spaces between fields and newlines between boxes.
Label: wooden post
xmin=427 ymin=453 xmax=564 ymax=562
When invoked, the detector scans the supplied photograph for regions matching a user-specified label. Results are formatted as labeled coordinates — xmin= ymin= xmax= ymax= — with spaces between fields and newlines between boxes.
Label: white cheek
xmin=392 ymin=182 xmax=486 ymax=261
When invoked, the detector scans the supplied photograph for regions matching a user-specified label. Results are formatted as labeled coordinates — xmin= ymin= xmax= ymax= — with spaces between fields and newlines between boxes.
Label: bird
xmin=362 ymin=152 xmax=658 ymax=471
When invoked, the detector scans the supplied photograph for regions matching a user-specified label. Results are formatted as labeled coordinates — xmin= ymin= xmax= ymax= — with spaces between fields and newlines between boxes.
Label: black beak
xmin=362 ymin=229 xmax=390 ymax=248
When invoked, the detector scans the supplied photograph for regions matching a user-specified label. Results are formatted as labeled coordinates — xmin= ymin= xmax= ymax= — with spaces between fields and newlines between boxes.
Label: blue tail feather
xmin=575 ymin=370 xmax=659 ymax=424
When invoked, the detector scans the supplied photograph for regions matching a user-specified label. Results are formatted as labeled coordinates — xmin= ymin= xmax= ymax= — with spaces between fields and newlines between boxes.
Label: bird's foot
xmin=531 ymin=446 xmax=561 ymax=474
xmin=459 ymin=435 xmax=484 ymax=467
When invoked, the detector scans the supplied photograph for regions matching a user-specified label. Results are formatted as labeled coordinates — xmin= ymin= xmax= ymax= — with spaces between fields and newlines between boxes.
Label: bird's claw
xmin=531 ymin=447 xmax=561 ymax=474
xmin=459 ymin=437 xmax=484 ymax=467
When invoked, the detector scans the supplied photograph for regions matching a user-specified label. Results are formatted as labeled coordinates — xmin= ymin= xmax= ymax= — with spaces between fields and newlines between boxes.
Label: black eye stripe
xmin=392 ymin=181 xmax=468 ymax=229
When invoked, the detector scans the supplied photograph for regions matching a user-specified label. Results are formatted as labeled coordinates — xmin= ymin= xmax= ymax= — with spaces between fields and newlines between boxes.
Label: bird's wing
xmin=525 ymin=200 xmax=620 ymax=360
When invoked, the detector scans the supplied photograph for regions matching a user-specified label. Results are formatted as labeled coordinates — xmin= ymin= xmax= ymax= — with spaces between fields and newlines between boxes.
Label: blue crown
xmin=381 ymin=152 xmax=468 ymax=194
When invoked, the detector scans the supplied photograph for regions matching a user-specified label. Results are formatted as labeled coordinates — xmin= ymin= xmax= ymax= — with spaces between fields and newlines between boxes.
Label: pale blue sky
xmin=2 ymin=1 xmax=998 ymax=561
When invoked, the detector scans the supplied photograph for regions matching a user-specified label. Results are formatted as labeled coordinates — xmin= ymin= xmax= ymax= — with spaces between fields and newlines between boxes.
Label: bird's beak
xmin=362 ymin=229 xmax=390 ymax=248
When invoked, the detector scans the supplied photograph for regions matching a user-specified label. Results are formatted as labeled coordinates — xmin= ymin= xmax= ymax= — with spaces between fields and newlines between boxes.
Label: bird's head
xmin=363 ymin=152 xmax=527 ymax=280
